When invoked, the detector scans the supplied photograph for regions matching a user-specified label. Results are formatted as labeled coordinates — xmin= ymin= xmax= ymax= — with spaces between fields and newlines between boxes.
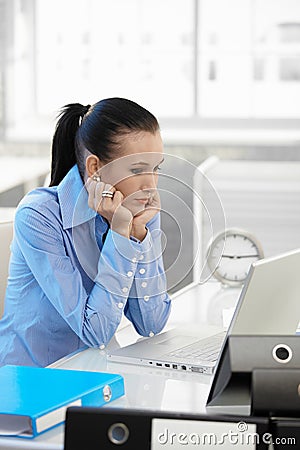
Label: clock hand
xmin=222 ymin=254 xmax=259 ymax=259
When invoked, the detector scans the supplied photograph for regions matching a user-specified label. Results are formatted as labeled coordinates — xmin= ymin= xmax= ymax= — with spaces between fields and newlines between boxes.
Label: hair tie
xmin=79 ymin=104 xmax=91 ymax=125
xmin=83 ymin=104 xmax=91 ymax=116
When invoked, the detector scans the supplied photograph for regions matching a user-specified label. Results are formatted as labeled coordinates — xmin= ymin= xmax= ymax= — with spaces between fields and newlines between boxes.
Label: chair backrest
xmin=0 ymin=221 xmax=14 ymax=318
xmin=193 ymin=156 xmax=300 ymax=282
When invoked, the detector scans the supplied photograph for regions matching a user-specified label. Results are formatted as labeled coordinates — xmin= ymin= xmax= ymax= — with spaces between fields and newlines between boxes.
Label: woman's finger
xmin=87 ymin=179 xmax=97 ymax=210
xmin=111 ymin=190 xmax=123 ymax=205
xmin=103 ymin=183 xmax=116 ymax=194
xmin=94 ymin=181 xmax=106 ymax=210
xmin=91 ymin=181 xmax=114 ymax=210
xmin=99 ymin=184 xmax=117 ymax=213
xmin=102 ymin=187 xmax=119 ymax=209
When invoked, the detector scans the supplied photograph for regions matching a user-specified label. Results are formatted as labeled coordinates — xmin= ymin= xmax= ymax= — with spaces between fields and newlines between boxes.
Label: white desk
xmin=0 ymin=281 xmax=242 ymax=450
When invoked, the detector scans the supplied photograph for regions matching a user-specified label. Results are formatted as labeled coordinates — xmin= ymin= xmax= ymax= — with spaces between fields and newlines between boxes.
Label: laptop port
xmin=181 ymin=365 xmax=187 ymax=370
xmin=191 ymin=366 xmax=204 ymax=373
xmin=172 ymin=364 xmax=178 ymax=369
xmin=165 ymin=363 xmax=170 ymax=368
xmin=156 ymin=363 xmax=162 ymax=367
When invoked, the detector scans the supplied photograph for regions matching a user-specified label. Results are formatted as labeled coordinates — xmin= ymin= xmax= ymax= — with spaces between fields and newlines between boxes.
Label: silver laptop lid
xmin=229 ymin=248 xmax=300 ymax=336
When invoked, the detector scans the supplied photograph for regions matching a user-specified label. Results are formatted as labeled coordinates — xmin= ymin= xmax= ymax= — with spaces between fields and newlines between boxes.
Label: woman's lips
xmin=135 ymin=198 xmax=149 ymax=204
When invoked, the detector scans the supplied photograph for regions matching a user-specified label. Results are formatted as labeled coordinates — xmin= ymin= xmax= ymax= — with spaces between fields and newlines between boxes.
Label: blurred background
xmin=1 ymin=0 xmax=300 ymax=292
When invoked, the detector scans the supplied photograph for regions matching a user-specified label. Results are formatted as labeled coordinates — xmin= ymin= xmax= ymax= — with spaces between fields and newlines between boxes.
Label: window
xmin=1 ymin=0 xmax=300 ymax=140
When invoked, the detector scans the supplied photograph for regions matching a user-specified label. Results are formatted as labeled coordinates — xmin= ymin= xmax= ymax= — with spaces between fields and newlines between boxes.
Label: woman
xmin=0 ymin=98 xmax=171 ymax=367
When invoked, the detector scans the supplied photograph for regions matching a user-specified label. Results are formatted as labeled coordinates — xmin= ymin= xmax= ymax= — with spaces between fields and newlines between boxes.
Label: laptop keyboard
xmin=162 ymin=332 xmax=225 ymax=362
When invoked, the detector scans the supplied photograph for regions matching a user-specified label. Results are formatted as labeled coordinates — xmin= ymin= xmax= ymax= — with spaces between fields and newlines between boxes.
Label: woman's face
xmin=99 ymin=131 xmax=164 ymax=215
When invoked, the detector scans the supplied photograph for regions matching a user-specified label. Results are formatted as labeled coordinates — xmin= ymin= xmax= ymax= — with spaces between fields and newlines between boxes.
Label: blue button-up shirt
xmin=0 ymin=165 xmax=171 ymax=367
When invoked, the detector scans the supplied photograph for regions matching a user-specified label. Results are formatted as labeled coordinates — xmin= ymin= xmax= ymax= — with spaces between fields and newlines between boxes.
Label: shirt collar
xmin=57 ymin=164 xmax=104 ymax=229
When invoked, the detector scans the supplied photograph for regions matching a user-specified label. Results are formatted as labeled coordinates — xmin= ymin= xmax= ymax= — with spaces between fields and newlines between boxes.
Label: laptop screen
xmin=228 ymin=248 xmax=300 ymax=336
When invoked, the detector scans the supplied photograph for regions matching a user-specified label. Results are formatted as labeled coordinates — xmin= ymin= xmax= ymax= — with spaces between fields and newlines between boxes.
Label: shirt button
xmin=141 ymin=282 xmax=147 ymax=288
xmin=139 ymin=255 xmax=144 ymax=260
xmin=144 ymin=295 xmax=150 ymax=302
xmin=127 ymin=271 xmax=133 ymax=277
xmin=122 ymin=287 xmax=129 ymax=293
xmin=149 ymin=331 xmax=154 ymax=337
xmin=99 ymin=344 xmax=105 ymax=350
xmin=117 ymin=302 xmax=124 ymax=309
xmin=132 ymin=257 xmax=137 ymax=263
xmin=139 ymin=268 xmax=146 ymax=275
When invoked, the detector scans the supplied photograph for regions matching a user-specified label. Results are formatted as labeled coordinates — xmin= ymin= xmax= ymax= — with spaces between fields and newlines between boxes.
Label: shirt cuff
xmin=95 ymin=229 xmax=146 ymax=297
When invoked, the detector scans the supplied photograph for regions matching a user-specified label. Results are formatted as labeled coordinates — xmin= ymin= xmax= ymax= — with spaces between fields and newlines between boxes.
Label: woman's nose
xmin=141 ymin=172 xmax=157 ymax=190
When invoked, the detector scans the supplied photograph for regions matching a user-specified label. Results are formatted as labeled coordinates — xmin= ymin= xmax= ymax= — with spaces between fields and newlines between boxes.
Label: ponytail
xmin=49 ymin=103 xmax=90 ymax=186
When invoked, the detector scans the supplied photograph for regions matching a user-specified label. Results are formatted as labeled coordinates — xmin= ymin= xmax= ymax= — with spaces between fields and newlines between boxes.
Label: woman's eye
xmin=130 ymin=165 xmax=162 ymax=175
xmin=131 ymin=168 xmax=144 ymax=175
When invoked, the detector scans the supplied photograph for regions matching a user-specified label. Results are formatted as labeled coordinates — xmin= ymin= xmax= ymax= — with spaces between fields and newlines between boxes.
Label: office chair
xmin=0 ymin=221 xmax=14 ymax=318
xmin=193 ymin=156 xmax=300 ymax=283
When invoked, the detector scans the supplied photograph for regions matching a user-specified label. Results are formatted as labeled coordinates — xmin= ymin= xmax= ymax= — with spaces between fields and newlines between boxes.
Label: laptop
xmin=206 ymin=247 xmax=300 ymax=414
xmin=107 ymin=248 xmax=300 ymax=375
xmin=107 ymin=323 xmax=226 ymax=375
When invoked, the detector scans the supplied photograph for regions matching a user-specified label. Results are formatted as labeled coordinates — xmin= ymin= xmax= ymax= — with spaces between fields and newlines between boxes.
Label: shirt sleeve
xmin=124 ymin=213 xmax=172 ymax=337
xmin=13 ymin=205 xmax=153 ymax=349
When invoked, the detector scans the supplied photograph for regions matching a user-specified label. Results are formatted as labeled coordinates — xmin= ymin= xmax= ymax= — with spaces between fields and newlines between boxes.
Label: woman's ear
xmin=85 ymin=154 xmax=102 ymax=178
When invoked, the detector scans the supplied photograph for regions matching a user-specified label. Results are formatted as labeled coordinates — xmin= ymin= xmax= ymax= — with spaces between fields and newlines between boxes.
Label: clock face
xmin=206 ymin=229 xmax=264 ymax=286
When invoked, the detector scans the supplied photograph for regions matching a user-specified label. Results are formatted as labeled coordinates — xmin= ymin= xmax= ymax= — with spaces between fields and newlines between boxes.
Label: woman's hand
xmin=131 ymin=190 xmax=161 ymax=241
xmin=86 ymin=177 xmax=133 ymax=238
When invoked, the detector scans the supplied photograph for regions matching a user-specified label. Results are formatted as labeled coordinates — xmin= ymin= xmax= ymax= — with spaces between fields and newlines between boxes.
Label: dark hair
xmin=49 ymin=98 xmax=159 ymax=186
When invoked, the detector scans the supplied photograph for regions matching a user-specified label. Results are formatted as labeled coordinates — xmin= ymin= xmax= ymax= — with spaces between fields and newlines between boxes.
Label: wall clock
xmin=206 ymin=228 xmax=264 ymax=286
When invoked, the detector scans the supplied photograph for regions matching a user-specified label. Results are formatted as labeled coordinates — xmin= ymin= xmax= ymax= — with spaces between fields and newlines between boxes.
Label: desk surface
xmin=0 ymin=281 xmax=242 ymax=449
